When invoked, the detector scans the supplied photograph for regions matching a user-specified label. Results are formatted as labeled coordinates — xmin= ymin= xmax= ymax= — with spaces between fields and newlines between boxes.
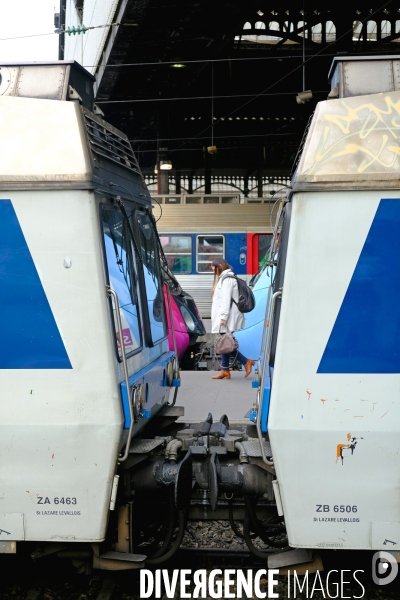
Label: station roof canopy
xmin=66 ymin=0 xmax=400 ymax=177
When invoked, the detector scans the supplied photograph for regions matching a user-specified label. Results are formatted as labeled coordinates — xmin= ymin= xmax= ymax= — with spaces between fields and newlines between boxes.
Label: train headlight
xmin=180 ymin=306 xmax=196 ymax=332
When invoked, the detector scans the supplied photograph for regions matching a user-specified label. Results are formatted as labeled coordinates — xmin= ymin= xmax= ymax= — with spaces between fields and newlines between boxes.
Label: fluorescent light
xmin=160 ymin=160 xmax=173 ymax=170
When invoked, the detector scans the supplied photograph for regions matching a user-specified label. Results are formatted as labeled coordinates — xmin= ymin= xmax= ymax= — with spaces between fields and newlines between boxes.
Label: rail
xmin=106 ymin=286 xmax=134 ymax=462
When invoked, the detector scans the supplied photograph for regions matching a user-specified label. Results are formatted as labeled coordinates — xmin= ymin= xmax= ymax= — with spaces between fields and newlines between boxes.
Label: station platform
xmin=176 ymin=370 xmax=257 ymax=424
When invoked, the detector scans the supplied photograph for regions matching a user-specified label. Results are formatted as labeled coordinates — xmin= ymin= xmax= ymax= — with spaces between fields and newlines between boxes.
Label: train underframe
xmin=26 ymin=408 xmax=293 ymax=572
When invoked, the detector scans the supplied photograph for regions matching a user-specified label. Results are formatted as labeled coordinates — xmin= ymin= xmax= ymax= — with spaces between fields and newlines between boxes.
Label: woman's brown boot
xmin=244 ymin=360 xmax=255 ymax=378
xmin=212 ymin=370 xmax=231 ymax=380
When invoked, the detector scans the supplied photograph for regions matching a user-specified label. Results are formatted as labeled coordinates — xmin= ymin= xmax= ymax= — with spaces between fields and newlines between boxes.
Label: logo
xmin=372 ymin=551 xmax=398 ymax=586
xmin=116 ymin=328 xmax=134 ymax=348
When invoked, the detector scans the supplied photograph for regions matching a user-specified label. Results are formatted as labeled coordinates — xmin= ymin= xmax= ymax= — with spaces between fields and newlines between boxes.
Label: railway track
xmin=1 ymin=518 xmax=398 ymax=600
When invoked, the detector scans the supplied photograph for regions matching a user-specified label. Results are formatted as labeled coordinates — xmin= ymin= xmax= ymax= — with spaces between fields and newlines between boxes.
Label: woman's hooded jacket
xmin=211 ymin=269 xmax=245 ymax=333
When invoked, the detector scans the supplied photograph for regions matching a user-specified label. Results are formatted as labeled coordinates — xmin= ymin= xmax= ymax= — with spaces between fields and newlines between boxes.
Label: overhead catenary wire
xmin=84 ymin=48 xmax=400 ymax=69
xmin=0 ymin=31 xmax=58 ymax=42
xmin=96 ymin=90 xmax=330 ymax=104
xmin=130 ymin=132 xmax=303 ymax=143
xmin=134 ymin=144 xmax=297 ymax=153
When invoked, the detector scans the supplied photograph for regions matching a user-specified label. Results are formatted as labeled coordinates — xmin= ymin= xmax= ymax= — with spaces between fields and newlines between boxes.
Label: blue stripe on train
xmin=318 ymin=199 xmax=400 ymax=374
xmin=0 ymin=200 xmax=72 ymax=369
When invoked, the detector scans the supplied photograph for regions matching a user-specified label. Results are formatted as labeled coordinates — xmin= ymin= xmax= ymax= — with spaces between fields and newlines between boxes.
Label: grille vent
xmin=83 ymin=109 xmax=142 ymax=177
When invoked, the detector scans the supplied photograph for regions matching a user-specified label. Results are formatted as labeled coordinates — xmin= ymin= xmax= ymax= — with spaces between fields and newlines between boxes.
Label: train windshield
xmin=102 ymin=206 xmax=142 ymax=358
xmin=136 ymin=212 xmax=168 ymax=344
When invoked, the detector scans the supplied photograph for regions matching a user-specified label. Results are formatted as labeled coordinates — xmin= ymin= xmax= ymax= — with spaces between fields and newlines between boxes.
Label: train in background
xmin=157 ymin=199 xmax=283 ymax=366
xmin=157 ymin=201 xmax=279 ymax=318
xmin=234 ymin=259 xmax=273 ymax=361
xmin=234 ymin=213 xmax=282 ymax=362
xmin=162 ymin=263 xmax=206 ymax=360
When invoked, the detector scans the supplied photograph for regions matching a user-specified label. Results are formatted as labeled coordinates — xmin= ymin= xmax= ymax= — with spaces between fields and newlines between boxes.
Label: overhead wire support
xmin=66 ymin=25 xmax=87 ymax=36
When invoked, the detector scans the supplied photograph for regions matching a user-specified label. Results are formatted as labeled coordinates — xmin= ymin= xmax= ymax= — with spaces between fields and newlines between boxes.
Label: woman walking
xmin=210 ymin=257 xmax=255 ymax=380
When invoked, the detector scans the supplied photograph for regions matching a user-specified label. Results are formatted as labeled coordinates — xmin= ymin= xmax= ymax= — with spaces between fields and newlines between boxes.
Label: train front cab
xmin=0 ymin=63 xmax=179 ymax=565
xmin=258 ymin=58 xmax=400 ymax=566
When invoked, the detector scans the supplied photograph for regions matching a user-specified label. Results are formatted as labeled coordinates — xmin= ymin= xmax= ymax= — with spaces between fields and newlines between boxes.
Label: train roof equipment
xmin=0 ymin=61 xmax=148 ymax=200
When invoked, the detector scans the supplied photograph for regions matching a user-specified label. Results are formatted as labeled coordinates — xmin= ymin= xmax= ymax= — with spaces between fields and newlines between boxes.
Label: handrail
xmin=260 ymin=283 xmax=273 ymax=366
xmin=165 ymin=283 xmax=179 ymax=369
xmin=268 ymin=199 xmax=286 ymax=266
xmin=106 ymin=285 xmax=134 ymax=463
xmin=165 ymin=282 xmax=180 ymax=407
xmin=257 ymin=289 xmax=282 ymax=466
xmin=259 ymin=199 xmax=286 ymax=360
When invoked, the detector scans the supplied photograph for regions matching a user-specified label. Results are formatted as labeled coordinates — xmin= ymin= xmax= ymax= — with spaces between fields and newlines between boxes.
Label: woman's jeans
xmin=220 ymin=349 xmax=248 ymax=370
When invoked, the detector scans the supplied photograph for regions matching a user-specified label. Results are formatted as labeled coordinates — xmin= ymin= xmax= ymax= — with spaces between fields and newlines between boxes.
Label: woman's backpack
xmin=223 ymin=274 xmax=256 ymax=313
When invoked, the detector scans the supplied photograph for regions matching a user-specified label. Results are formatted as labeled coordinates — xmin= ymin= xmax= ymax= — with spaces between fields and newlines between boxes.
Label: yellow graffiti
xmin=308 ymin=96 xmax=400 ymax=174
xmin=324 ymin=97 xmax=400 ymax=138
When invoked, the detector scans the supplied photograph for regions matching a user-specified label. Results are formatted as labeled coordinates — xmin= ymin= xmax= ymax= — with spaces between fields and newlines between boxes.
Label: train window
xmin=258 ymin=234 xmax=273 ymax=268
xmin=196 ymin=235 xmax=225 ymax=273
xmin=160 ymin=235 xmax=192 ymax=274
xmin=137 ymin=213 xmax=168 ymax=344
xmin=101 ymin=206 xmax=142 ymax=359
